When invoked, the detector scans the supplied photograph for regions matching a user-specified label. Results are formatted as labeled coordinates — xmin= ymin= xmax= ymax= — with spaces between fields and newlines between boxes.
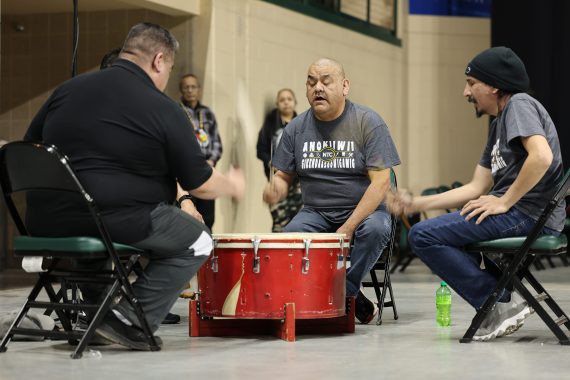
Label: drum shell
xmin=198 ymin=235 xmax=346 ymax=319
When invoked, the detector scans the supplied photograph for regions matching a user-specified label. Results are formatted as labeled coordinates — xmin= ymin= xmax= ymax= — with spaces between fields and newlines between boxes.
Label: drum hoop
xmin=214 ymin=242 xmax=342 ymax=249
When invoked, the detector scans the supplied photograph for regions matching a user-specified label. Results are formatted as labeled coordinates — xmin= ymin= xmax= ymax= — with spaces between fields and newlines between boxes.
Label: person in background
xmin=100 ymin=47 xmax=122 ymax=69
xmin=178 ymin=74 xmax=222 ymax=231
xmin=257 ymin=89 xmax=303 ymax=232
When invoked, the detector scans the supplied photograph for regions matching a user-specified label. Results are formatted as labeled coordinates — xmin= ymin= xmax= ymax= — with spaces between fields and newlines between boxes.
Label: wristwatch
xmin=177 ymin=194 xmax=194 ymax=207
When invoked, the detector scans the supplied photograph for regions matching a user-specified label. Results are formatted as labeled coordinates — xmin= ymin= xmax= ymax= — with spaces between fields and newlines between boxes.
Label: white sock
xmin=190 ymin=231 xmax=213 ymax=256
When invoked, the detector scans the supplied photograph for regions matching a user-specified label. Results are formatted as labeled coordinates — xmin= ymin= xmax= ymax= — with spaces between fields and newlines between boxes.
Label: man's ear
xmin=152 ymin=52 xmax=165 ymax=73
xmin=342 ymin=78 xmax=350 ymax=96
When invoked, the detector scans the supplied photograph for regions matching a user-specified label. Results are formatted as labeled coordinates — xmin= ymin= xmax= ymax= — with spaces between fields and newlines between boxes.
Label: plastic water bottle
xmin=436 ymin=281 xmax=452 ymax=326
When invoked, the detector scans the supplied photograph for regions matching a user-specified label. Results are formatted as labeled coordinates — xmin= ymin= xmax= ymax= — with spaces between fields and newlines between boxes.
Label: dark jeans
xmin=284 ymin=207 xmax=392 ymax=296
xmin=408 ymin=208 xmax=558 ymax=310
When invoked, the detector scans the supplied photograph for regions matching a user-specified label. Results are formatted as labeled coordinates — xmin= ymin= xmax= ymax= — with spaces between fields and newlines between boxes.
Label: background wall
xmin=0 ymin=0 xmax=491 ymax=268
xmin=191 ymin=1 xmax=490 ymax=233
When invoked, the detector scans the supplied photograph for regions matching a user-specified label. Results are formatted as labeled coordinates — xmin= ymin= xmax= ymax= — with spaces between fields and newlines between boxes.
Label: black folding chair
xmin=361 ymin=169 xmax=398 ymax=325
xmin=461 ymin=169 xmax=570 ymax=344
xmin=0 ymin=141 xmax=160 ymax=358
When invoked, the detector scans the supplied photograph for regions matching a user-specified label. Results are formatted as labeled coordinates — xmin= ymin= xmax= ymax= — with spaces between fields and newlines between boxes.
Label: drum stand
xmin=189 ymin=297 xmax=355 ymax=342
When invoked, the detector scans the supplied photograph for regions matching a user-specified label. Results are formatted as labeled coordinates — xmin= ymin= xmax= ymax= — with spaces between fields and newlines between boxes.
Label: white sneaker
xmin=473 ymin=292 xmax=531 ymax=341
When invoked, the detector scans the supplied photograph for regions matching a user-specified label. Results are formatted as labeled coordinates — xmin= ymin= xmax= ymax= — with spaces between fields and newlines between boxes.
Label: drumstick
xmin=269 ymin=142 xmax=274 ymax=185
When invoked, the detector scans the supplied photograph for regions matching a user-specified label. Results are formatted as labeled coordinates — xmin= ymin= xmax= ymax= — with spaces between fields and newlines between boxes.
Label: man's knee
xmin=356 ymin=213 xmax=391 ymax=243
xmin=408 ymin=220 xmax=437 ymax=252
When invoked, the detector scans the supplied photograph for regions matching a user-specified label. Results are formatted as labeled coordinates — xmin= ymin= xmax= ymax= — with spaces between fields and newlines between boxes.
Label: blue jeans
xmin=284 ymin=207 xmax=392 ymax=296
xmin=408 ymin=208 xmax=558 ymax=310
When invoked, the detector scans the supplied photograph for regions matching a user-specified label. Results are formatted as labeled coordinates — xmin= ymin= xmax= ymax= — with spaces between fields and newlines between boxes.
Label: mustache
xmin=467 ymin=96 xmax=476 ymax=104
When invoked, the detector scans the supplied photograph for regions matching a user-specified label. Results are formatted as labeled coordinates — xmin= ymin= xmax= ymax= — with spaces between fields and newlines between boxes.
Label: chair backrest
xmin=0 ymin=141 xmax=105 ymax=241
xmin=521 ymin=169 xmax=570 ymax=251
xmin=0 ymin=142 xmax=85 ymax=195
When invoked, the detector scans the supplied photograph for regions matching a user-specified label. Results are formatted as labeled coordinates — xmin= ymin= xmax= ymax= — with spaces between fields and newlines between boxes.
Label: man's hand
xmin=179 ymin=199 xmax=204 ymax=223
xmin=227 ymin=166 xmax=245 ymax=200
xmin=386 ymin=189 xmax=414 ymax=215
xmin=460 ymin=194 xmax=510 ymax=224
xmin=336 ymin=222 xmax=356 ymax=242
xmin=263 ymin=181 xmax=281 ymax=205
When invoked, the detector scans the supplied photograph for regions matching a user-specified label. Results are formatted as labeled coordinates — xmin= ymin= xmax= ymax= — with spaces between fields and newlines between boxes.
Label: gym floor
xmin=0 ymin=260 xmax=569 ymax=380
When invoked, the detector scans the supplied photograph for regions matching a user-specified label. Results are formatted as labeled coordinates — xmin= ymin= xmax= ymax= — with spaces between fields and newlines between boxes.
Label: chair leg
xmin=0 ymin=279 xmax=45 ymax=353
xmin=117 ymin=255 xmax=161 ymax=351
xmin=520 ymin=270 xmax=570 ymax=332
xmin=399 ymin=254 xmax=415 ymax=273
xmin=513 ymin=279 xmax=570 ymax=345
xmin=386 ymin=271 xmax=398 ymax=321
xmin=70 ymin=280 xmax=121 ymax=359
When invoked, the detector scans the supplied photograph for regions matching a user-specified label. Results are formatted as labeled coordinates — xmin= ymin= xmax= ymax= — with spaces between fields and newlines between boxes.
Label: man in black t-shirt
xmin=24 ymin=23 xmax=244 ymax=350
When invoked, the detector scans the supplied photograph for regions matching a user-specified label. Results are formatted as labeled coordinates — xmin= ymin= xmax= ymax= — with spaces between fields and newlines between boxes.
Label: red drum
xmin=198 ymin=233 xmax=347 ymax=319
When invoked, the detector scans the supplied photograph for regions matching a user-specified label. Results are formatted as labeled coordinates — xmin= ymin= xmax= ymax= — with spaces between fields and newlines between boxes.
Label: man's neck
xmin=315 ymin=99 xmax=346 ymax=122
xmin=497 ymin=93 xmax=513 ymax=115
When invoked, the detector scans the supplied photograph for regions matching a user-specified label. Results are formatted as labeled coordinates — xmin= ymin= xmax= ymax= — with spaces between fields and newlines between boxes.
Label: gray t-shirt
xmin=272 ymin=100 xmax=401 ymax=214
xmin=479 ymin=93 xmax=565 ymax=231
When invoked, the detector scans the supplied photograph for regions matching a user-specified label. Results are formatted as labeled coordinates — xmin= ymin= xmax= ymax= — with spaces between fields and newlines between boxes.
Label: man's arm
xmin=176 ymin=182 xmax=204 ymax=223
xmin=412 ymin=165 xmax=493 ymax=212
xmin=461 ymin=134 xmax=553 ymax=224
xmin=262 ymin=170 xmax=296 ymax=205
xmin=336 ymin=168 xmax=391 ymax=241
xmin=187 ymin=166 xmax=245 ymax=200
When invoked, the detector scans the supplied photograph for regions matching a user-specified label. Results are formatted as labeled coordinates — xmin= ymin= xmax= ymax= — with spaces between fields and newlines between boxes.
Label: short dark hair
xmin=122 ymin=22 xmax=179 ymax=61
xmin=100 ymin=47 xmax=122 ymax=69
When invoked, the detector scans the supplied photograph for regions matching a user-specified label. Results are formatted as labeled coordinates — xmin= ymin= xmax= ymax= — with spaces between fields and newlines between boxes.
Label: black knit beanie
xmin=465 ymin=46 xmax=529 ymax=93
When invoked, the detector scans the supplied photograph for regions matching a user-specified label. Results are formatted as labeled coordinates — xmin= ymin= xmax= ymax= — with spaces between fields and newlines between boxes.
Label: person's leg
xmin=283 ymin=207 xmax=333 ymax=233
xmin=113 ymin=204 xmax=212 ymax=332
xmin=346 ymin=209 xmax=392 ymax=297
xmin=408 ymin=209 xmax=536 ymax=309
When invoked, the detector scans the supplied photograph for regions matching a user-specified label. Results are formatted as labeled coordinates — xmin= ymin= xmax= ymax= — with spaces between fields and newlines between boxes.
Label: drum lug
xmin=302 ymin=239 xmax=311 ymax=274
xmin=252 ymin=237 xmax=261 ymax=274
xmin=211 ymin=255 xmax=218 ymax=273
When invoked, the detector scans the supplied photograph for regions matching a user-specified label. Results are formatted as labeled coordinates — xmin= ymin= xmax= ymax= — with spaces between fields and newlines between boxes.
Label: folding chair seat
xmin=460 ymin=169 xmax=570 ymax=345
xmin=361 ymin=169 xmax=398 ymax=325
xmin=0 ymin=141 xmax=160 ymax=358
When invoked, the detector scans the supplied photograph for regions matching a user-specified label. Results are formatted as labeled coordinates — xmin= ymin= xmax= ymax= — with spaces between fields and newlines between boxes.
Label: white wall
xmin=192 ymin=1 xmax=491 ymax=233
xmin=404 ymin=15 xmax=490 ymax=194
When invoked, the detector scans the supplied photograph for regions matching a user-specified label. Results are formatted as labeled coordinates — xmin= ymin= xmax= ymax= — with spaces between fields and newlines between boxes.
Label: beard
xmin=468 ymin=96 xmax=484 ymax=118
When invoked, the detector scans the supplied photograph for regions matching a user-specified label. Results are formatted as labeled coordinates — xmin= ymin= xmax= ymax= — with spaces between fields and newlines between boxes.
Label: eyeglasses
xmin=181 ymin=85 xmax=200 ymax=91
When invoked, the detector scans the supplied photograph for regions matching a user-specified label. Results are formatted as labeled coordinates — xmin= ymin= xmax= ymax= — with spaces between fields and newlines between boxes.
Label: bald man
xmin=263 ymin=58 xmax=401 ymax=324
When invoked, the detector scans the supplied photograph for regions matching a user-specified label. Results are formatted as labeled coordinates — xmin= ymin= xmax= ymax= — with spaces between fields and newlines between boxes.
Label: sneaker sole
xmin=95 ymin=326 xmax=152 ymax=351
xmin=473 ymin=306 xmax=531 ymax=341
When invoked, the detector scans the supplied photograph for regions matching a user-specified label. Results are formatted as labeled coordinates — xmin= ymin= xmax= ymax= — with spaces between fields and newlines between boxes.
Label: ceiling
xmin=1 ymin=0 xmax=139 ymax=14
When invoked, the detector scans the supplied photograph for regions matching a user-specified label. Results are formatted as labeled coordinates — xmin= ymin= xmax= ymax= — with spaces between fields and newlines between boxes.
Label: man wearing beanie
xmin=390 ymin=46 xmax=565 ymax=341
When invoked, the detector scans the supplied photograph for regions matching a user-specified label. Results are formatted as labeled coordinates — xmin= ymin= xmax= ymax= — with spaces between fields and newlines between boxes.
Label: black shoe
xmin=95 ymin=312 xmax=162 ymax=351
xmin=355 ymin=291 xmax=378 ymax=324
xmin=161 ymin=312 xmax=181 ymax=325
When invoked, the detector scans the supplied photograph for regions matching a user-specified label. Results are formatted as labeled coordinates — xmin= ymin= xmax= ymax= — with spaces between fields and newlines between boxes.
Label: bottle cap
xmin=440 ymin=281 xmax=447 ymax=286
